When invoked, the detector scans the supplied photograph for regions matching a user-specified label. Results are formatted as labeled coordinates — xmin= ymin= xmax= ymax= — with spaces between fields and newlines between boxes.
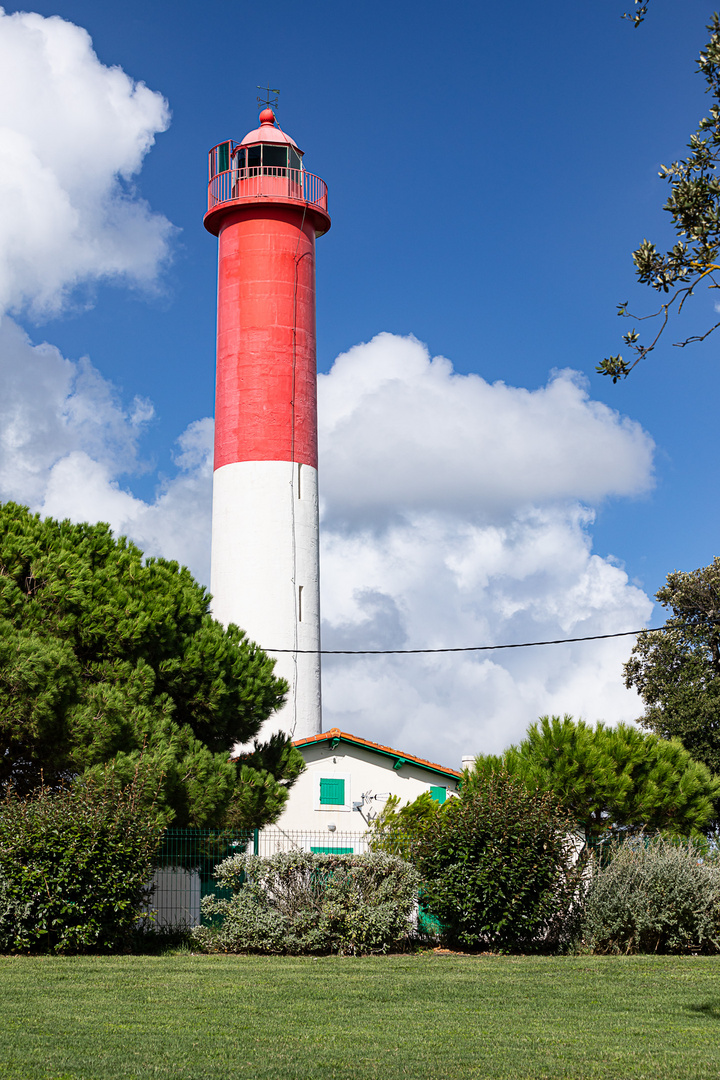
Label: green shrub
xmin=0 ymin=775 xmax=165 ymax=953
xmin=369 ymin=791 xmax=443 ymax=857
xmin=581 ymin=836 xmax=720 ymax=954
xmin=191 ymin=850 xmax=421 ymax=955
xmin=415 ymin=772 xmax=585 ymax=951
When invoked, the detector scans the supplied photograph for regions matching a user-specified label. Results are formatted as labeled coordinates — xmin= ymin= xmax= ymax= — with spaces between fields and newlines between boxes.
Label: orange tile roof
xmin=293 ymin=727 xmax=462 ymax=778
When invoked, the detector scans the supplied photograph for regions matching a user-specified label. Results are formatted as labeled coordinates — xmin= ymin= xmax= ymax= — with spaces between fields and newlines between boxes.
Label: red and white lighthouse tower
xmin=204 ymin=108 xmax=330 ymax=740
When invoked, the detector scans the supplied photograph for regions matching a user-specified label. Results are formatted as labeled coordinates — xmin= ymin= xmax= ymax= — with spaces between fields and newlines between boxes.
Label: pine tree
xmin=0 ymin=502 xmax=303 ymax=828
xmin=466 ymin=715 xmax=720 ymax=840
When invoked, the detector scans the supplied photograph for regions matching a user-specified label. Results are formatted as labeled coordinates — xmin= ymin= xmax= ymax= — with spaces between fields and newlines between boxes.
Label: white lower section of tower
xmin=210 ymin=459 xmax=322 ymax=742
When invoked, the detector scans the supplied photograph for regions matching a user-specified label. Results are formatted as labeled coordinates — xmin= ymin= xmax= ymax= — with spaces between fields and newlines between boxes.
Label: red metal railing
xmin=208 ymin=168 xmax=328 ymax=214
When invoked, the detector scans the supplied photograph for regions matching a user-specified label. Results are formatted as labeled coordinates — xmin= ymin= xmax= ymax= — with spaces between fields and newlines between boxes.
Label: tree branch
xmin=600 ymin=14 xmax=720 ymax=380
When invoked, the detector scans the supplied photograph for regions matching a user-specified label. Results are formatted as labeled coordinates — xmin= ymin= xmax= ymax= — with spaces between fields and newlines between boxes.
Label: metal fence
xmin=145 ymin=827 xmax=432 ymax=932
xmin=145 ymin=827 xmax=620 ymax=934
xmin=147 ymin=828 xmax=252 ymax=929
xmin=255 ymin=827 xmax=375 ymax=857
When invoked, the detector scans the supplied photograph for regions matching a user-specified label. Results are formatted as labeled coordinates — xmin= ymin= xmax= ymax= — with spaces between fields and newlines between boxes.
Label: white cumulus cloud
xmin=317 ymin=334 xmax=656 ymax=765
xmin=0 ymin=7 xmax=172 ymax=316
xmin=319 ymin=333 xmax=653 ymax=524
xmin=0 ymin=318 xmax=212 ymax=581
xmin=319 ymin=507 xmax=652 ymax=764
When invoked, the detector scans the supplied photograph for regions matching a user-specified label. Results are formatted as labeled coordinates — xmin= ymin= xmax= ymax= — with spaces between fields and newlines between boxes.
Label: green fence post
xmin=253 ymin=828 xmax=259 ymax=855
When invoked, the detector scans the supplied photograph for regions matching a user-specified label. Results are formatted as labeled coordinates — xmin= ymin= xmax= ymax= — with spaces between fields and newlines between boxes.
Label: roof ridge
xmin=293 ymin=728 xmax=462 ymax=777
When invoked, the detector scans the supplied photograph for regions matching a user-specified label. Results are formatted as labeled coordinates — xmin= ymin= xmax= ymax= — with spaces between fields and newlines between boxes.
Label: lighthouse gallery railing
xmin=208 ymin=167 xmax=328 ymax=213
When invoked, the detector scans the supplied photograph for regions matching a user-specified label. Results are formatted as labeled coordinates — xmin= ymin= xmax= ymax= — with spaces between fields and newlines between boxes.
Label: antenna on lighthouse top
xmin=257 ymin=84 xmax=280 ymax=111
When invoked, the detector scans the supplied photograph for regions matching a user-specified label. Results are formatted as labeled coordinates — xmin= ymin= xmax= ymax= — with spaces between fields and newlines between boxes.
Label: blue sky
xmin=0 ymin=0 xmax=715 ymax=762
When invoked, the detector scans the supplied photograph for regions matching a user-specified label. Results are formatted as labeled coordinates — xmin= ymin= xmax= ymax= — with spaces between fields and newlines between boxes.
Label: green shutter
xmin=429 ymin=786 xmax=447 ymax=804
xmin=319 ymin=778 xmax=345 ymax=805
xmin=310 ymin=846 xmax=353 ymax=854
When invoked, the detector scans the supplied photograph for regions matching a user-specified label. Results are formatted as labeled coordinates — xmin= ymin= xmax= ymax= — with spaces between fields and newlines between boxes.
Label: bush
xmin=581 ymin=836 xmax=720 ymax=954
xmin=415 ymin=772 xmax=585 ymax=951
xmin=191 ymin=850 xmax=420 ymax=955
xmin=0 ymin=774 xmax=165 ymax=953
xmin=369 ymin=791 xmax=443 ymax=857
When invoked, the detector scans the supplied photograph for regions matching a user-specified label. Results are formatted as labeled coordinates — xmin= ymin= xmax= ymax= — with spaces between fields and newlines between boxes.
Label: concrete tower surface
xmin=204 ymin=108 xmax=330 ymax=741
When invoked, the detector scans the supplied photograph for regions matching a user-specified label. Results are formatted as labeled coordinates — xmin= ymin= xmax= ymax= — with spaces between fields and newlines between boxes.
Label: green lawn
xmin=1 ymin=952 xmax=719 ymax=1079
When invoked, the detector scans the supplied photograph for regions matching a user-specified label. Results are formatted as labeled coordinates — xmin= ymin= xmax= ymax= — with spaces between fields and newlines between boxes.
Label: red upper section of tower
xmin=206 ymin=109 xmax=330 ymax=472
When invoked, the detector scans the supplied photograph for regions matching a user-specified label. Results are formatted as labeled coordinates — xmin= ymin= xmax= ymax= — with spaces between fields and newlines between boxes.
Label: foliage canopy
xmin=625 ymin=558 xmax=720 ymax=780
xmin=369 ymin=790 xmax=444 ymax=855
xmin=467 ymin=715 xmax=720 ymax=839
xmin=0 ymin=502 xmax=303 ymax=828
xmin=193 ymin=850 xmax=420 ymax=955
xmin=582 ymin=835 xmax=720 ymax=954
xmin=0 ymin=772 xmax=165 ymax=953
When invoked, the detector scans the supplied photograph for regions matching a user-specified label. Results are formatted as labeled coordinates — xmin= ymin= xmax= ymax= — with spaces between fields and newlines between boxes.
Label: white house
xmin=259 ymin=728 xmax=462 ymax=852
xmin=151 ymin=730 xmax=463 ymax=926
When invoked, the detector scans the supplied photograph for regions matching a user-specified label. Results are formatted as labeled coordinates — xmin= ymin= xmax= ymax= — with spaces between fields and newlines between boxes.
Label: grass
xmin=1 ymin=952 xmax=720 ymax=1079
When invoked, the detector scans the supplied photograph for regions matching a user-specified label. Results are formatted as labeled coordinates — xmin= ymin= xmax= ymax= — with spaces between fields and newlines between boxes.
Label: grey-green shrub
xmin=582 ymin=837 xmax=720 ymax=954
xmin=192 ymin=850 xmax=420 ymax=955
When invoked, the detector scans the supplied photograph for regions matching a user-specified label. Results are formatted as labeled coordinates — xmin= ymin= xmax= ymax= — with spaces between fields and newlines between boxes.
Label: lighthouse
xmin=204 ymin=108 xmax=330 ymax=740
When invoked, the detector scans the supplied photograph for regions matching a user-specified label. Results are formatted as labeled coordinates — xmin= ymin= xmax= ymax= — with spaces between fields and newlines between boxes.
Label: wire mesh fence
xmin=144 ymin=827 xmax=617 ymax=934
xmin=254 ymin=827 xmax=375 ymax=857
xmin=144 ymin=826 xmax=433 ymax=931
xmin=147 ymin=828 xmax=252 ymax=929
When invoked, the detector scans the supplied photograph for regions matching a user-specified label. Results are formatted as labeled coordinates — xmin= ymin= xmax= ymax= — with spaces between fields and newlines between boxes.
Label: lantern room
xmin=204 ymin=108 xmax=330 ymax=237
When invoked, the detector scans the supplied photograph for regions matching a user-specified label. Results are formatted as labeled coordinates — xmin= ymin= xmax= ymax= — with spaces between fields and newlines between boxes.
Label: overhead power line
xmin=265 ymin=627 xmax=665 ymax=655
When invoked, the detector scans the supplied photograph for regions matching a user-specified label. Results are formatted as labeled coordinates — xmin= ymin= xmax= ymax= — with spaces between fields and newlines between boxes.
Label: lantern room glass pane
xmin=262 ymin=144 xmax=288 ymax=169
xmin=234 ymin=147 xmax=246 ymax=170
xmin=218 ymin=142 xmax=230 ymax=172
xmin=247 ymin=145 xmax=261 ymax=170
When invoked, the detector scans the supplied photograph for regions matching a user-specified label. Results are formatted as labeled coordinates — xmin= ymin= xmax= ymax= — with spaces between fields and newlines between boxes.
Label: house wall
xmin=268 ymin=740 xmax=460 ymax=839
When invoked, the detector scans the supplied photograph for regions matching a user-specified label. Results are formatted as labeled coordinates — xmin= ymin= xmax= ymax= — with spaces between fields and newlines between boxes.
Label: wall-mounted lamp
xmin=328 ymin=823 xmax=336 ymax=832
